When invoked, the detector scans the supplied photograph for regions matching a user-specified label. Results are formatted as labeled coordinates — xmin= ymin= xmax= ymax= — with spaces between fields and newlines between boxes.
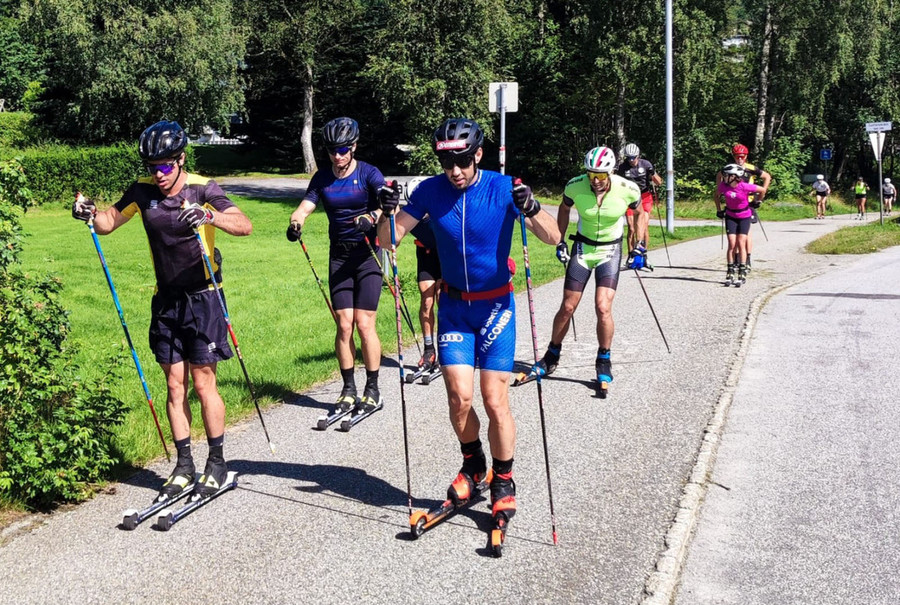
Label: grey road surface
xmin=0 ymin=203 xmax=877 ymax=604
xmin=675 ymin=246 xmax=900 ymax=605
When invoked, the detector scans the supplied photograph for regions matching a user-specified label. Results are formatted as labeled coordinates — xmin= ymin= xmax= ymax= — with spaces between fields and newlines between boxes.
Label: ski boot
xmin=418 ymin=347 xmax=437 ymax=373
xmin=626 ymin=242 xmax=648 ymax=270
xmin=724 ymin=263 xmax=735 ymax=286
xmin=194 ymin=457 xmax=228 ymax=499
xmin=357 ymin=384 xmax=382 ymax=414
xmin=489 ymin=472 xmax=516 ymax=558
xmin=745 ymin=255 xmax=752 ymax=273
xmin=596 ymin=349 xmax=613 ymax=398
xmin=736 ymin=264 xmax=747 ymax=287
xmin=158 ymin=461 xmax=195 ymax=502
xmin=513 ymin=358 xmax=557 ymax=386
xmin=335 ymin=385 xmax=358 ymax=415
xmin=447 ymin=460 xmax=488 ymax=507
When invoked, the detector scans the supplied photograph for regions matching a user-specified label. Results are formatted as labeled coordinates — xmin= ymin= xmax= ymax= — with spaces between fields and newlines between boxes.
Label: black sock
xmin=173 ymin=437 xmax=193 ymax=469
xmin=544 ymin=342 xmax=562 ymax=364
xmin=340 ymin=368 xmax=356 ymax=390
xmin=365 ymin=369 xmax=379 ymax=390
xmin=492 ymin=457 xmax=514 ymax=477
xmin=207 ymin=435 xmax=224 ymax=464
xmin=597 ymin=347 xmax=610 ymax=359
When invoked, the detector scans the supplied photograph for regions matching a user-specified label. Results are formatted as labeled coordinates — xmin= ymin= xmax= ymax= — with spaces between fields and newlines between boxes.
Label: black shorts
xmin=855 ymin=193 xmax=867 ymax=200
xmin=416 ymin=244 xmax=442 ymax=282
xmin=725 ymin=215 xmax=751 ymax=235
xmin=563 ymin=241 xmax=623 ymax=293
xmin=329 ymin=246 xmax=383 ymax=311
xmin=149 ymin=289 xmax=233 ymax=365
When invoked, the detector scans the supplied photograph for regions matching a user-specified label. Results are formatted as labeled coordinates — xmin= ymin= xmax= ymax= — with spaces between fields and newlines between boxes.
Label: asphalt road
xmin=0 ymin=187 xmax=881 ymax=604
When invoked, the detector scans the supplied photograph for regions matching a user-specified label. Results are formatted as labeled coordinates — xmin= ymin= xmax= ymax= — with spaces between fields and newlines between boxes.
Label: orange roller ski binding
xmin=409 ymin=469 xmax=493 ymax=538
xmin=489 ymin=471 xmax=516 ymax=557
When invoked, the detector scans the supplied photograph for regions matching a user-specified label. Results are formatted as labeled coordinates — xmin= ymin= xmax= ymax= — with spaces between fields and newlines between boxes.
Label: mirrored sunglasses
xmin=145 ymin=160 xmax=178 ymax=176
xmin=329 ymin=146 xmax=353 ymax=156
xmin=439 ymin=154 xmax=475 ymax=170
xmin=587 ymin=171 xmax=609 ymax=180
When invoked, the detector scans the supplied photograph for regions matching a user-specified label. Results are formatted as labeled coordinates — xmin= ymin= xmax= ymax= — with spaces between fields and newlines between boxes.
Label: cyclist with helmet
xmin=717 ymin=144 xmax=771 ymax=271
xmin=853 ymin=177 xmax=869 ymax=220
xmin=810 ymin=174 xmax=831 ymax=219
xmin=616 ymin=142 xmax=662 ymax=269
xmin=378 ymin=117 xmax=559 ymax=546
xmin=71 ymin=120 xmax=253 ymax=499
xmin=883 ymin=178 xmax=895 ymax=214
xmin=287 ymin=117 xmax=387 ymax=420
xmin=519 ymin=145 xmax=642 ymax=398
xmin=716 ymin=163 xmax=768 ymax=285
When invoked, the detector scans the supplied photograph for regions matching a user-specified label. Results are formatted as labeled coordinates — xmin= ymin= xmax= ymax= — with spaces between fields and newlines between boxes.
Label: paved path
xmin=675 ymin=246 xmax=900 ymax=605
xmin=0 ymin=201 xmax=882 ymax=604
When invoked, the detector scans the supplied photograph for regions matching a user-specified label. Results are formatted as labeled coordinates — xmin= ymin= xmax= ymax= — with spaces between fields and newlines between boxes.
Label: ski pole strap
xmin=441 ymin=281 xmax=514 ymax=302
xmin=569 ymin=232 xmax=621 ymax=247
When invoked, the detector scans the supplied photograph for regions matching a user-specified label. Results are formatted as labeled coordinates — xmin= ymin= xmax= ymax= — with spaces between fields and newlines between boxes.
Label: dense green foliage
xmin=2 ymin=0 xmax=897 ymax=189
xmin=0 ymin=159 xmax=127 ymax=507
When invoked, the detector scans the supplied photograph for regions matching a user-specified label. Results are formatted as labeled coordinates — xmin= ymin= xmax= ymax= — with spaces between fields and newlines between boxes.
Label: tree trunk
xmin=615 ymin=79 xmax=626 ymax=152
xmin=301 ymin=63 xmax=317 ymax=174
xmin=753 ymin=2 xmax=774 ymax=157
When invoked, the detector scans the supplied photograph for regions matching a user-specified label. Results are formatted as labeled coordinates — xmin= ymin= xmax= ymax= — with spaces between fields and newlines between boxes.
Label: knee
xmin=190 ymin=367 xmax=218 ymax=396
xmin=335 ymin=319 xmax=354 ymax=340
xmin=597 ymin=301 xmax=613 ymax=320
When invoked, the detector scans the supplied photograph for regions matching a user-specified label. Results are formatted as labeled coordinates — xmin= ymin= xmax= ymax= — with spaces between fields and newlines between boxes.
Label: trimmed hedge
xmin=0 ymin=144 xmax=196 ymax=206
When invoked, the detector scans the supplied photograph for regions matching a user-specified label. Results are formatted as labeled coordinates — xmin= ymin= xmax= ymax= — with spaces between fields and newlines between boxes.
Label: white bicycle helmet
xmin=816 ymin=174 xmax=825 ymax=181
xmin=405 ymin=176 xmax=427 ymax=202
xmin=885 ymin=178 xmax=891 ymax=184
xmin=623 ymin=143 xmax=640 ymax=158
xmin=722 ymin=163 xmax=745 ymax=177
xmin=584 ymin=146 xmax=616 ymax=173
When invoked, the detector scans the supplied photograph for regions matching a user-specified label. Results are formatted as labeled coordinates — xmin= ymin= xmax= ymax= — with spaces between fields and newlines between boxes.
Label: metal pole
xmin=665 ymin=0 xmax=675 ymax=234
xmin=879 ymin=143 xmax=884 ymax=226
xmin=499 ymin=84 xmax=507 ymax=176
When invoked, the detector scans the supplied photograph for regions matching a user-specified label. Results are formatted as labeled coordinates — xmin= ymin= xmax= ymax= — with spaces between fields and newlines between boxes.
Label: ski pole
xmin=298 ymin=237 xmax=337 ymax=322
xmin=632 ymin=268 xmax=671 ymax=354
xmin=362 ymin=234 xmax=421 ymax=357
xmin=515 ymin=179 xmax=559 ymax=546
xmin=86 ymin=219 xmax=170 ymax=461
xmin=721 ymin=216 xmax=725 ymax=250
xmin=386 ymin=199 xmax=413 ymax=521
xmin=653 ymin=190 xmax=672 ymax=267
xmin=566 ymin=260 xmax=577 ymax=342
xmin=185 ymin=216 xmax=275 ymax=455
xmin=754 ymin=208 xmax=769 ymax=241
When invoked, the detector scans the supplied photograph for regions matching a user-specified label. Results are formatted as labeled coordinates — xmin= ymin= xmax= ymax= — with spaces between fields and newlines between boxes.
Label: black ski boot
xmin=513 ymin=344 xmax=560 ymax=386
xmin=596 ymin=348 xmax=613 ymax=398
xmin=357 ymin=383 xmax=382 ymax=414
xmin=195 ymin=456 xmax=228 ymax=499
xmin=334 ymin=384 xmax=358 ymax=415
xmin=724 ymin=263 xmax=735 ymax=286
xmin=736 ymin=263 xmax=747 ymax=286
xmin=158 ymin=461 xmax=195 ymax=501
xmin=489 ymin=471 xmax=516 ymax=557
xmin=447 ymin=448 xmax=488 ymax=506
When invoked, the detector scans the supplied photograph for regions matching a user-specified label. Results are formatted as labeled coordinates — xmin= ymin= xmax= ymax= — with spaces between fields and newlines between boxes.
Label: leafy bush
xmin=0 ymin=158 xmax=128 ymax=507
xmin=0 ymin=112 xmax=39 ymax=149
xmin=762 ymin=135 xmax=806 ymax=199
xmin=0 ymin=144 xmax=195 ymax=206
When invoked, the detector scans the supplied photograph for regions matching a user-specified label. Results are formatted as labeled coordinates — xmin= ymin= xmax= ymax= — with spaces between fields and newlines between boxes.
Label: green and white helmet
xmin=584 ymin=146 xmax=616 ymax=173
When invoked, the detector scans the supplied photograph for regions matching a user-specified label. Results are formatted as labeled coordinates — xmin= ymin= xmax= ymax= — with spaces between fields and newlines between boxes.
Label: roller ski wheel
xmin=489 ymin=473 xmax=516 ymax=557
xmin=420 ymin=366 xmax=442 ymax=385
xmin=406 ymin=349 xmax=438 ymax=383
xmin=339 ymin=391 xmax=383 ymax=432
xmin=408 ymin=469 xmax=493 ymax=539
xmin=490 ymin=515 xmax=509 ymax=557
xmin=316 ymin=390 xmax=358 ymax=430
xmin=513 ymin=359 xmax=556 ymax=386
xmin=154 ymin=471 xmax=238 ymax=531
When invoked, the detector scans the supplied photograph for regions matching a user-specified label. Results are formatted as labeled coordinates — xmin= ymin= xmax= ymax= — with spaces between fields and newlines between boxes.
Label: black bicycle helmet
xmin=138 ymin=120 xmax=187 ymax=161
xmin=322 ymin=117 xmax=360 ymax=147
xmin=432 ymin=118 xmax=484 ymax=156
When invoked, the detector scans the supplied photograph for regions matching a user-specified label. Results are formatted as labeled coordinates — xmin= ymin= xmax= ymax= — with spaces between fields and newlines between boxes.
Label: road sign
xmin=489 ymin=82 xmax=518 ymax=113
xmin=865 ymin=121 xmax=892 ymax=133
xmin=820 ymin=148 xmax=832 ymax=161
xmin=869 ymin=131 xmax=886 ymax=161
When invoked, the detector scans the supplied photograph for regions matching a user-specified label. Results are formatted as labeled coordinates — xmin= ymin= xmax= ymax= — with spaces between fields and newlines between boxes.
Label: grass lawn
xmin=667 ymin=194 xmax=863 ymax=221
xmin=806 ymin=215 xmax=900 ymax=254
xmin=18 ymin=197 xmax=721 ymax=467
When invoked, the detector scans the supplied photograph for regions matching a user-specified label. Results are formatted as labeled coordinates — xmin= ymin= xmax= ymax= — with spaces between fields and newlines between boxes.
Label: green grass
xmin=806 ymin=215 xmax=900 ymax=254
xmin=192 ymin=145 xmax=308 ymax=178
xmin=670 ymin=194 xmax=863 ymax=221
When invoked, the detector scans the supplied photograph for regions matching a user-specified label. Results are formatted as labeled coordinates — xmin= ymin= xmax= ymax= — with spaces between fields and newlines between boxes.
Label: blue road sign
xmin=820 ymin=148 xmax=833 ymax=161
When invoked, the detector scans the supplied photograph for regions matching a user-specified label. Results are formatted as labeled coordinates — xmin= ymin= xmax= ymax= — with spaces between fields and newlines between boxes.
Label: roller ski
xmin=154 ymin=460 xmax=238 ymax=531
xmin=121 ymin=467 xmax=195 ymax=530
xmin=723 ymin=264 xmax=735 ymax=287
xmin=405 ymin=347 xmax=441 ymax=385
xmin=339 ymin=386 xmax=383 ymax=431
xmin=409 ymin=468 xmax=494 ymax=538
xmin=626 ymin=242 xmax=652 ymax=272
xmin=735 ymin=264 xmax=747 ymax=288
xmin=513 ymin=357 xmax=557 ymax=387
xmin=489 ymin=472 xmax=516 ymax=558
xmin=316 ymin=386 xmax=358 ymax=430
xmin=596 ymin=349 xmax=612 ymax=399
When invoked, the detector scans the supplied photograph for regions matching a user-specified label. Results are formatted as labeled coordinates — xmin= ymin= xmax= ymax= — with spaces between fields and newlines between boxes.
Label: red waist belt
xmin=441 ymin=281 xmax=514 ymax=301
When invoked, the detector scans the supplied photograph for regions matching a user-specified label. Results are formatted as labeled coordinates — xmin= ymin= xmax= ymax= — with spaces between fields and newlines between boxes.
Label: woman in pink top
xmin=714 ymin=163 xmax=767 ymax=285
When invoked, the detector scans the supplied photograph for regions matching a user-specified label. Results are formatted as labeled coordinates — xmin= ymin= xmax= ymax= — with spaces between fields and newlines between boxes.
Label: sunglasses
xmin=439 ymin=155 xmax=475 ymax=170
xmin=328 ymin=146 xmax=353 ymax=156
xmin=145 ymin=160 xmax=178 ymax=176
xmin=587 ymin=171 xmax=610 ymax=180
xmin=733 ymin=154 xmax=747 ymax=160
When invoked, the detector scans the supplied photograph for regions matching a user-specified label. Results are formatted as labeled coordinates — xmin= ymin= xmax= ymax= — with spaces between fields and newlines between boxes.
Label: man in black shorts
xmin=72 ymin=120 xmax=253 ymax=498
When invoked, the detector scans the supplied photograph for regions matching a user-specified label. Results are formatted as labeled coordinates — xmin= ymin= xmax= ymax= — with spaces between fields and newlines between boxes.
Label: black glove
xmin=178 ymin=203 xmax=214 ymax=228
xmin=555 ymin=242 xmax=570 ymax=265
xmin=512 ymin=178 xmax=541 ymax=218
xmin=72 ymin=193 xmax=96 ymax=222
xmin=749 ymin=200 xmax=761 ymax=209
xmin=378 ymin=180 xmax=401 ymax=215
xmin=354 ymin=212 xmax=376 ymax=232
xmin=716 ymin=209 xmax=726 ymax=219
xmin=628 ymin=200 xmax=639 ymax=211
xmin=286 ymin=221 xmax=302 ymax=242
